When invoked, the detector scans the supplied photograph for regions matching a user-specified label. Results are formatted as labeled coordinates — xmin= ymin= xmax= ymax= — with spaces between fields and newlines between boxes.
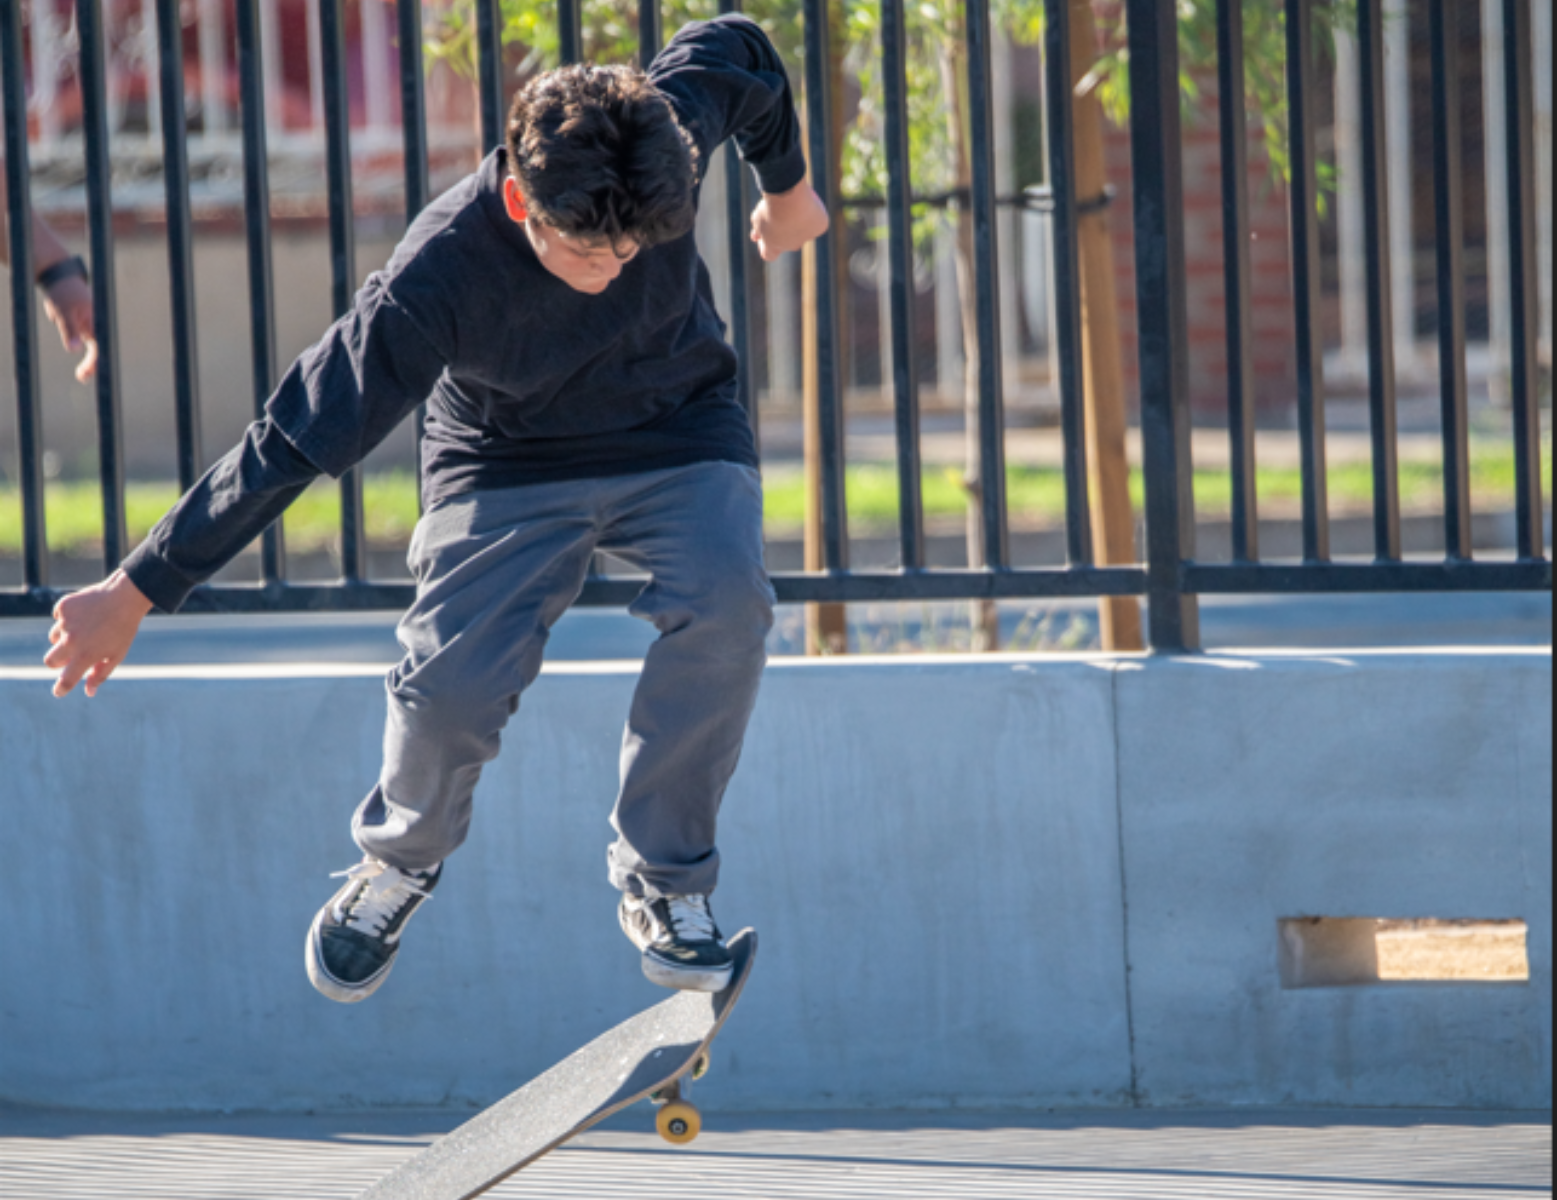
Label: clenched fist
xmin=749 ymin=181 xmax=830 ymax=262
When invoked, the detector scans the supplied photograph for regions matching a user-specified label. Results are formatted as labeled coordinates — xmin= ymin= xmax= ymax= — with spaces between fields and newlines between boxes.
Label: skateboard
xmin=356 ymin=929 xmax=757 ymax=1200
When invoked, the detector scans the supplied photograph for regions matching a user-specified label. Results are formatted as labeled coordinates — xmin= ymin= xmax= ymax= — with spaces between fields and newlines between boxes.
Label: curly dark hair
xmin=505 ymin=64 xmax=698 ymax=253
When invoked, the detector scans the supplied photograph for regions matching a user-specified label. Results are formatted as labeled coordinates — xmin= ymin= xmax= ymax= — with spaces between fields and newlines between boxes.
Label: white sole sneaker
xmin=305 ymin=858 xmax=438 ymax=1004
xmin=639 ymin=951 xmax=734 ymax=994
xmin=619 ymin=895 xmax=735 ymax=993
xmin=306 ymin=908 xmax=396 ymax=1004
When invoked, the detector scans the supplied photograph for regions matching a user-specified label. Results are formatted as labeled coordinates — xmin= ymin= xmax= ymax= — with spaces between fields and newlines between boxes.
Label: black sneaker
xmin=619 ymin=894 xmax=734 ymax=993
xmin=306 ymin=858 xmax=440 ymax=1003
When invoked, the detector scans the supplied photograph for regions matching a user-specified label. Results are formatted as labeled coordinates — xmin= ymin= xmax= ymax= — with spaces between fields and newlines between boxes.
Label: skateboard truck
xmin=651 ymin=1051 xmax=711 ymax=1145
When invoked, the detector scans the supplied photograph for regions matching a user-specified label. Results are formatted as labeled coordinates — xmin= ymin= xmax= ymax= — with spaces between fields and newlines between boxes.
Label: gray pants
xmin=352 ymin=462 xmax=774 ymax=899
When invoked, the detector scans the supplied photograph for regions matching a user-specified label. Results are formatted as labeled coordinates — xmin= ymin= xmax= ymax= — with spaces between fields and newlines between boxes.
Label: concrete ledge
xmin=1114 ymin=651 xmax=1553 ymax=1110
xmin=0 ymin=649 xmax=1549 ymax=1112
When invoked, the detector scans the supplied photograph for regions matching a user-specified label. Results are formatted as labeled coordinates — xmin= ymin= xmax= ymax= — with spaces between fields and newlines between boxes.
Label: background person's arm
xmin=0 ymin=167 xmax=99 ymax=380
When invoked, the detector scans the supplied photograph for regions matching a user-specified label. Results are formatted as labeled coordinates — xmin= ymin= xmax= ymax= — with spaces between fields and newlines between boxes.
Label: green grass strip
xmin=759 ymin=444 xmax=1553 ymax=531
xmin=0 ymin=445 xmax=1548 ymax=556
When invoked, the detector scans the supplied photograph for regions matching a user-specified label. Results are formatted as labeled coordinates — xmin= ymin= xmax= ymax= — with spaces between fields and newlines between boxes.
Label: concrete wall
xmin=0 ymin=648 xmax=1549 ymax=1113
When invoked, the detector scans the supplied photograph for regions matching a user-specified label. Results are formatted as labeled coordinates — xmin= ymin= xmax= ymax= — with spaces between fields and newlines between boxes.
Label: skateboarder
xmin=43 ymin=16 xmax=827 ymax=1003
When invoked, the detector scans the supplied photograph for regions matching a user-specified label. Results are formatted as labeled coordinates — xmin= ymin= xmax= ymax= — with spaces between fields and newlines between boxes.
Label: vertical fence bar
xmin=966 ymin=0 xmax=1010 ymax=570
xmin=1126 ymin=0 xmax=1199 ymax=651
xmin=1357 ymin=0 xmax=1402 ymax=561
xmin=802 ymin=0 xmax=848 ymax=571
xmin=718 ymin=0 xmax=758 ymax=440
xmin=398 ymin=0 xmax=430 ymax=219
xmin=476 ymin=0 xmax=506 ymax=153
xmin=881 ymin=0 xmax=925 ymax=571
xmin=1428 ymin=0 xmax=1472 ymax=560
xmin=236 ymin=0 xmax=284 ymax=584
xmin=559 ymin=0 xmax=584 ymax=66
xmin=76 ymin=0 xmax=129 ymax=574
xmin=321 ymin=0 xmax=366 ymax=585
xmin=398 ymin=0 xmax=430 ymax=495
xmin=156 ymin=0 xmax=203 ymax=495
xmin=0 ymin=2 xmax=46 ymax=590
xmin=1043 ymin=0 xmax=1092 ymax=567
xmin=1502 ymin=0 xmax=1545 ymax=561
xmin=1285 ymin=0 xmax=1330 ymax=562
xmin=640 ymin=0 xmax=662 ymax=69
xmin=1217 ymin=0 xmax=1259 ymax=563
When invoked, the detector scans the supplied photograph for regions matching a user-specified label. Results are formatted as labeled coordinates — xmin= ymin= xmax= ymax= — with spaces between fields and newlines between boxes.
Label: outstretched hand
xmin=749 ymin=182 xmax=830 ymax=262
xmin=44 ymin=570 xmax=153 ymax=698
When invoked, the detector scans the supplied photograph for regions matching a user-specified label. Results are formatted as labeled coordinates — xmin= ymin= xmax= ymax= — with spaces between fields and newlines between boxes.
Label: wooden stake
xmin=1070 ymin=0 xmax=1143 ymax=651
xmin=803 ymin=239 xmax=847 ymax=655
xmin=801 ymin=13 xmax=849 ymax=657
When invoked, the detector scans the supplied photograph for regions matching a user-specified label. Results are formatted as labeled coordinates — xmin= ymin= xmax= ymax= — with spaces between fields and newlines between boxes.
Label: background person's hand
xmin=40 ymin=272 xmax=98 ymax=382
xmin=749 ymin=182 xmax=830 ymax=262
xmin=44 ymin=570 xmax=153 ymax=698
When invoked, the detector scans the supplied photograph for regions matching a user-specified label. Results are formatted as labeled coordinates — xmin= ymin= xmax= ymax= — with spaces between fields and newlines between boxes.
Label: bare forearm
xmin=30 ymin=210 xmax=75 ymax=272
xmin=0 ymin=170 xmax=75 ymax=271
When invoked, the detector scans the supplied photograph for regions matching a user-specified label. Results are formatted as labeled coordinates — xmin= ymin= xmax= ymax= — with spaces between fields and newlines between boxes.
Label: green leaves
xmin=416 ymin=0 xmax=1349 ymax=230
xmin=829 ymin=0 xmax=1351 ymax=225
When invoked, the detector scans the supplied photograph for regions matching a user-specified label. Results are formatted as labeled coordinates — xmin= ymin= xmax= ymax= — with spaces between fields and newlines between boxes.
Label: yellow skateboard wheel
xmin=657 ymin=1101 xmax=702 ymax=1146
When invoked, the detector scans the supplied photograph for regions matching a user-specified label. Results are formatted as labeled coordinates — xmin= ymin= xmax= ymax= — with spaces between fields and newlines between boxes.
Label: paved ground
xmin=0 ymin=1107 xmax=1548 ymax=1199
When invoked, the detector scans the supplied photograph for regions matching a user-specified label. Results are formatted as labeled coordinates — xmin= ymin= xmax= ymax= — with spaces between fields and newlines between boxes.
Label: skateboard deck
xmin=356 ymin=929 xmax=757 ymax=1200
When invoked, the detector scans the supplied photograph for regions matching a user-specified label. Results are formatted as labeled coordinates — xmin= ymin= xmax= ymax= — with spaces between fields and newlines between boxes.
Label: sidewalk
xmin=759 ymin=412 xmax=1460 ymax=471
xmin=755 ymin=400 xmax=1535 ymax=471
xmin=1 ymin=1106 xmax=1549 ymax=1199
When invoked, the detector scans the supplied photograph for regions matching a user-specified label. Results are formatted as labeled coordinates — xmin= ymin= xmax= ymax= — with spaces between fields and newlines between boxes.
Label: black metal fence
xmin=1 ymin=0 xmax=1550 ymax=651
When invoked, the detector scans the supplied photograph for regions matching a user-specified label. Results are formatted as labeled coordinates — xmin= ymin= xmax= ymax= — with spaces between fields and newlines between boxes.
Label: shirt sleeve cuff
xmin=752 ymin=146 xmax=808 ymax=198
xmin=120 ymin=544 xmax=200 ymax=615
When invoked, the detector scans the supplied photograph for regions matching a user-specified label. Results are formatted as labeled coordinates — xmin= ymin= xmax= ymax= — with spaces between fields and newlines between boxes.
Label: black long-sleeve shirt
xmin=123 ymin=15 xmax=805 ymax=614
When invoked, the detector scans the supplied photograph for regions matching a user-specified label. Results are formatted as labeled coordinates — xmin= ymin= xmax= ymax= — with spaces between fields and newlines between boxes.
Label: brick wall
xmin=1101 ymin=84 xmax=1299 ymax=418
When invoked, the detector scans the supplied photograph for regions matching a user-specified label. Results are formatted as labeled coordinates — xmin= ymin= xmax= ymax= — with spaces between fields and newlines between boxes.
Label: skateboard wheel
xmin=657 ymin=1101 xmax=702 ymax=1146
xmin=693 ymin=1052 xmax=711 ymax=1081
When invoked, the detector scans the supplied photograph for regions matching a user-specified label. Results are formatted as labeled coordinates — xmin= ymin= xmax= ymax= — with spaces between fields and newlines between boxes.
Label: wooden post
xmin=1070 ymin=0 xmax=1143 ymax=651
xmin=802 ymin=8 xmax=849 ymax=656
xmin=803 ymin=240 xmax=847 ymax=654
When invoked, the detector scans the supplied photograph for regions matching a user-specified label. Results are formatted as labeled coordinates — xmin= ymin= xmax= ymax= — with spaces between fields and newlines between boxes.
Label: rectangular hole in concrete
xmin=1279 ymin=918 xmax=1530 ymax=988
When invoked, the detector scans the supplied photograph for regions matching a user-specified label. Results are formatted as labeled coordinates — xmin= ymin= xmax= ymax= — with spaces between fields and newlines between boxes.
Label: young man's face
xmin=503 ymin=176 xmax=639 ymax=295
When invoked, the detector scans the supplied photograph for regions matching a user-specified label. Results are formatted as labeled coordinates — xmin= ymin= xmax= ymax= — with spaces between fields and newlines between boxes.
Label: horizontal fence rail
xmin=1 ymin=0 xmax=1550 ymax=650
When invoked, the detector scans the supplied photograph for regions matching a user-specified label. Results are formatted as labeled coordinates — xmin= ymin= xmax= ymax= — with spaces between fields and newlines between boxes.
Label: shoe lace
xmin=659 ymin=895 xmax=718 ymax=945
xmin=331 ymin=860 xmax=433 ymax=937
